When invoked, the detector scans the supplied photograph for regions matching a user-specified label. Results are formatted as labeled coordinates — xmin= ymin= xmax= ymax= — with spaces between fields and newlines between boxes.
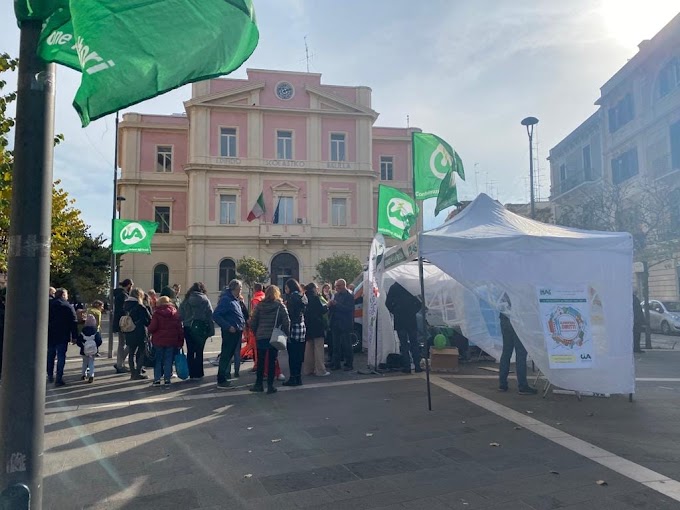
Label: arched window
xmin=219 ymin=259 xmax=236 ymax=291
xmin=270 ymin=252 xmax=299 ymax=288
xmin=153 ymin=264 xmax=169 ymax=292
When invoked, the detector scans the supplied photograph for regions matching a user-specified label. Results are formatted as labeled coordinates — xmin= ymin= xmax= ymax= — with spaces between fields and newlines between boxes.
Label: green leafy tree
xmin=0 ymin=52 xmax=87 ymax=273
xmin=51 ymin=234 xmax=111 ymax=303
xmin=315 ymin=253 xmax=363 ymax=286
xmin=236 ymin=256 xmax=269 ymax=300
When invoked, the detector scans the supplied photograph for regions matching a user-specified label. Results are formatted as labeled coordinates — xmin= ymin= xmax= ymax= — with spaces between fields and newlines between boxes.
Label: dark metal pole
xmin=527 ymin=126 xmax=535 ymax=220
xmin=0 ymin=20 xmax=56 ymax=509
xmin=418 ymin=252 xmax=432 ymax=411
xmin=107 ymin=112 xmax=119 ymax=358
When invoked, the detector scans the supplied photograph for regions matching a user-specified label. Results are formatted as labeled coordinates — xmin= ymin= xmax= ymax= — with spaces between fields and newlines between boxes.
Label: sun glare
xmin=600 ymin=0 xmax=679 ymax=50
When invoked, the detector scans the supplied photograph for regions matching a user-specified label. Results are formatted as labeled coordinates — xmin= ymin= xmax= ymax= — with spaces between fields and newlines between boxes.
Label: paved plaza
xmin=34 ymin=329 xmax=680 ymax=509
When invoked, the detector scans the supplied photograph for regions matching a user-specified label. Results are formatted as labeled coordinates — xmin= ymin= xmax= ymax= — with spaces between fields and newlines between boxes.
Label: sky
xmin=2 ymin=0 xmax=679 ymax=237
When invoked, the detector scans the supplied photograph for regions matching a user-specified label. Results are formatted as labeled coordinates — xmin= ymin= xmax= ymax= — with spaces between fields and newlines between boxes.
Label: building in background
xmin=117 ymin=69 xmax=419 ymax=302
xmin=549 ymin=13 xmax=680 ymax=300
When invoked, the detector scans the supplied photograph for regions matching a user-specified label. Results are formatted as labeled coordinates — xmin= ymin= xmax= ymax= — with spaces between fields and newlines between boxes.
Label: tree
xmin=236 ymin=256 xmax=269 ymax=300
xmin=51 ymin=234 xmax=111 ymax=303
xmin=0 ymin=52 xmax=87 ymax=274
xmin=316 ymin=253 xmax=363 ymax=285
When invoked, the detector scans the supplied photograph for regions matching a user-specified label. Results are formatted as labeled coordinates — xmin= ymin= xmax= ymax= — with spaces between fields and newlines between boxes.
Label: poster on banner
xmin=366 ymin=234 xmax=386 ymax=360
xmin=537 ymin=286 xmax=593 ymax=369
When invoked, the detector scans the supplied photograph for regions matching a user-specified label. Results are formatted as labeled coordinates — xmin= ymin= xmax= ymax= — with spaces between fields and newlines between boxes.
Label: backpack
xmin=83 ymin=334 xmax=98 ymax=356
xmin=386 ymin=353 xmax=403 ymax=370
xmin=77 ymin=308 xmax=87 ymax=324
xmin=190 ymin=319 xmax=211 ymax=341
xmin=119 ymin=313 xmax=136 ymax=333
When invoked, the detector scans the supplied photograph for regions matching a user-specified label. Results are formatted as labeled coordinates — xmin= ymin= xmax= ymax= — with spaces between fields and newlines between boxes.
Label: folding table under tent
xmin=418 ymin=193 xmax=636 ymax=396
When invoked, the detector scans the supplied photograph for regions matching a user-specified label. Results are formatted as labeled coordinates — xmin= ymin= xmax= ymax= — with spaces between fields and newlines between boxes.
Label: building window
xmin=608 ymin=93 xmax=634 ymax=133
xmin=220 ymin=128 xmax=237 ymax=157
xmin=611 ymin=148 xmax=639 ymax=185
xmin=671 ymin=119 xmax=680 ymax=171
xmin=219 ymin=194 xmax=237 ymax=225
xmin=380 ymin=156 xmax=394 ymax=180
xmin=277 ymin=130 xmax=293 ymax=160
xmin=330 ymin=133 xmax=346 ymax=162
xmin=153 ymin=264 xmax=169 ymax=293
xmin=582 ymin=145 xmax=592 ymax=180
xmin=273 ymin=196 xmax=294 ymax=224
xmin=331 ymin=197 xmax=347 ymax=226
xmin=218 ymin=259 xmax=236 ymax=291
xmin=156 ymin=146 xmax=172 ymax=172
xmin=659 ymin=58 xmax=680 ymax=98
xmin=559 ymin=164 xmax=567 ymax=182
xmin=154 ymin=206 xmax=171 ymax=233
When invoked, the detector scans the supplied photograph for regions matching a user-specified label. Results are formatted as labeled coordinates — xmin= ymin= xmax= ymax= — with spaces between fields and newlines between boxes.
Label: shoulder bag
xmin=269 ymin=304 xmax=288 ymax=351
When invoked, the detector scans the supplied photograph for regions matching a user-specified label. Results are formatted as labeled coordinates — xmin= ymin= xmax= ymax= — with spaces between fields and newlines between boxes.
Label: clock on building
xmin=275 ymin=81 xmax=294 ymax=100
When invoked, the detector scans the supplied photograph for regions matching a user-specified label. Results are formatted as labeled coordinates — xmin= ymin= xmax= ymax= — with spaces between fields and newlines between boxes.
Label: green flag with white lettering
xmin=35 ymin=0 xmax=259 ymax=126
xmin=377 ymin=185 xmax=419 ymax=241
xmin=112 ymin=220 xmax=158 ymax=254
xmin=434 ymin=150 xmax=465 ymax=216
xmin=412 ymin=132 xmax=465 ymax=200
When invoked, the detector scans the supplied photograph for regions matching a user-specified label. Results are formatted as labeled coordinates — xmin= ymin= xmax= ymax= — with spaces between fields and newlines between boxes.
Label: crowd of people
xmin=44 ymin=276 xmax=358 ymax=394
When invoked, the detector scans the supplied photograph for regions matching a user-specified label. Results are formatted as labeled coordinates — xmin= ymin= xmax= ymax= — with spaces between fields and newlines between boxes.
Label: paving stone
xmin=305 ymin=425 xmax=341 ymax=438
xmin=259 ymin=465 xmax=358 ymax=495
xmin=436 ymin=490 xmax=493 ymax=509
xmin=344 ymin=456 xmax=422 ymax=479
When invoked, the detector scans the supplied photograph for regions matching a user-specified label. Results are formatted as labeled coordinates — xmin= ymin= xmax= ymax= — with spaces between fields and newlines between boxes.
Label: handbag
xmin=174 ymin=348 xmax=189 ymax=380
xmin=142 ymin=338 xmax=156 ymax=368
xmin=269 ymin=305 xmax=288 ymax=351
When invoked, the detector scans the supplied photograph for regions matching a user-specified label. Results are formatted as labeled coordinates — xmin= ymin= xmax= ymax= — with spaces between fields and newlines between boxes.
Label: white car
xmin=644 ymin=300 xmax=680 ymax=335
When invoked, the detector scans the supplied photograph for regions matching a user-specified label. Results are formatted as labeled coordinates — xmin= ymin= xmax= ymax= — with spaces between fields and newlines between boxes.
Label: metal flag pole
xmin=107 ymin=111 xmax=119 ymax=358
xmin=0 ymin=20 xmax=56 ymax=509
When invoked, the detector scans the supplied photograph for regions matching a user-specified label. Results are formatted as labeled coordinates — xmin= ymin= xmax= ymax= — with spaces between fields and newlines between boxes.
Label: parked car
xmin=643 ymin=300 xmax=680 ymax=335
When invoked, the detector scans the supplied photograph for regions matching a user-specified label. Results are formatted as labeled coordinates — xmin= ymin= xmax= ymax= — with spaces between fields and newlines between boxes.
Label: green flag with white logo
xmin=34 ymin=0 xmax=259 ymax=126
xmin=112 ymin=220 xmax=158 ymax=254
xmin=412 ymin=132 xmax=465 ymax=200
xmin=377 ymin=185 xmax=419 ymax=241
xmin=434 ymin=150 xmax=465 ymax=216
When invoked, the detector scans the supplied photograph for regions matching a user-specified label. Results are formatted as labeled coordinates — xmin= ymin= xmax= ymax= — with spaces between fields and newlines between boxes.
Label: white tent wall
xmin=420 ymin=194 xmax=635 ymax=395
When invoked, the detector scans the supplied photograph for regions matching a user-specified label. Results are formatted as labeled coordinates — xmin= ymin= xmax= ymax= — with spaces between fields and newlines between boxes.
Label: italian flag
xmin=247 ymin=192 xmax=266 ymax=222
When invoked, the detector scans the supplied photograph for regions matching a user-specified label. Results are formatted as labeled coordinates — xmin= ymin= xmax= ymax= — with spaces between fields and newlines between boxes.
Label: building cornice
xmin=184 ymin=81 xmax=266 ymax=108
xmin=119 ymin=120 xmax=188 ymax=131
xmin=305 ymin=84 xmax=379 ymax=119
xmin=183 ymin=163 xmax=378 ymax=179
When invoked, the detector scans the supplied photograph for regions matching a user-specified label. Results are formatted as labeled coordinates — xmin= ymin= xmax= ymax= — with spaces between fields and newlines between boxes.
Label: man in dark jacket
xmin=385 ymin=282 xmax=423 ymax=374
xmin=47 ymin=288 xmax=78 ymax=386
xmin=113 ymin=278 xmax=133 ymax=373
xmin=212 ymin=279 xmax=245 ymax=388
xmin=633 ymin=293 xmax=645 ymax=353
xmin=329 ymin=279 xmax=355 ymax=371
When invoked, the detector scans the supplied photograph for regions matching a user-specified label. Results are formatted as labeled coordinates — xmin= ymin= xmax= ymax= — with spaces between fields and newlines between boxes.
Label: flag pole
xmin=107 ymin=111 xmax=119 ymax=359
xmin=0 ymin=20 xmax=56 ymax=507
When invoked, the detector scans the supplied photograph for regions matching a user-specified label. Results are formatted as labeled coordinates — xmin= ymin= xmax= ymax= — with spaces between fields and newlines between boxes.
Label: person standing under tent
xmin=498 ymin=294 xmax=537 ymax=395
xmin=385 ymin=282 xmax=423 ymax=374
xmin=328 ymin=279 xmax=355 ymax=371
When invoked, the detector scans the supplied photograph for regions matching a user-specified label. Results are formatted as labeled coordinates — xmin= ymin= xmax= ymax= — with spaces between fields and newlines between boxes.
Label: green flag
xmin=412 ymin=132 xmax=465 ymax=200
xmin=434 ymin=150 xmax=465 ymax=216
xmin=377 ymin=185 xmax=419 ymax=241
xmin=36 ymin=0 xmax=259 ymax=126
xmin=112 ymin=220 xmax=158 ymax=254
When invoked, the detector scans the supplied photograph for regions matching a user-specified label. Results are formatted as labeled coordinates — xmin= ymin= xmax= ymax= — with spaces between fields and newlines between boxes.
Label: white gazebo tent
xmin=419 ymin=193 xmax=635 ymax=395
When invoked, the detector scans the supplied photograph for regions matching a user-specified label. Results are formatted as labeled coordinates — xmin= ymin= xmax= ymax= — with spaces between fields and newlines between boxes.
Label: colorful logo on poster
xmin=547 ymin=306 xmax=586 ymax=348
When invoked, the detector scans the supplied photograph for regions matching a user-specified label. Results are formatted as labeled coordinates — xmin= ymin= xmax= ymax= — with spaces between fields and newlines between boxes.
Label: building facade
xmin=117 ymin=69 xmax=418 ymax=302
xmin=549 ymin=13 xmax=680 ymax=300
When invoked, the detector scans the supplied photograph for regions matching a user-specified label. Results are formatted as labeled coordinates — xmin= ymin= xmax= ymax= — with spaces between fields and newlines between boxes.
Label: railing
xmin=551 ymin=171 xmax=600 ymax=196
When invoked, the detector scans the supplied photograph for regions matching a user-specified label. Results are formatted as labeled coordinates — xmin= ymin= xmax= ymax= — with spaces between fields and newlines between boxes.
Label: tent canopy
xmin=418 ymin=193 xmax=635 ymax=395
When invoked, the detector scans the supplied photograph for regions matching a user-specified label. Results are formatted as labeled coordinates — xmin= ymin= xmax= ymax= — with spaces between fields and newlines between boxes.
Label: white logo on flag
xmin=386 ymin=198 xmax=415 ymax=230
xmin=429 ymin=143 xmax=452 ymax=180
xmin=120 ymin=223 xmax=147 ymax=246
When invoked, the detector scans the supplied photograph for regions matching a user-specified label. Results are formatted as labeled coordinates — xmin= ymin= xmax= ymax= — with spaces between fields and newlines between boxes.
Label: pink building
xmin=118 ymin=69 xmax=419 ymax=301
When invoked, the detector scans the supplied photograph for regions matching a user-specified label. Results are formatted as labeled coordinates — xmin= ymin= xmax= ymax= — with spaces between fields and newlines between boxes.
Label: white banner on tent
xmin=538 ymin=286 xmax=593 ymax=369
xmin=366 ymin=234 xmax=385 ymax=359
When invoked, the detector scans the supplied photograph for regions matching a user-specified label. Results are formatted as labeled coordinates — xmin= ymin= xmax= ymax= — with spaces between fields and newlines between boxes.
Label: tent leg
xmin=629 ymin=393 xmax=633 ymax=403
xmin=418 ymin=254 xmax=432 ymax=411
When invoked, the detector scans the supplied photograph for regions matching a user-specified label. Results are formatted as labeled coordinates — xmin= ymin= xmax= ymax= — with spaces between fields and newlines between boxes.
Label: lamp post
xmin=521 ymin=116 xmax=539 ymax=219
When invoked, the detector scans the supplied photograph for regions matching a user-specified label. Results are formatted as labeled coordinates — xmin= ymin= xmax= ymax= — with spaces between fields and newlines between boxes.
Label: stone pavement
xmin=38 ymin=342 xmax=680 ymax=509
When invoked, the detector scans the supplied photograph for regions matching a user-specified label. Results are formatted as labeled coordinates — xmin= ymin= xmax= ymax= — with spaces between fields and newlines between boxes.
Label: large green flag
xmin=112 ymin=220 xmax=158 ymax=254
xmin=34 ymin=0 xmax=259 ymax=126
xmin=377 ymin=185 xmax=419 ymax=241
xmin=412 ymin=132 xmax=465 ymax=200
xmin=434 ymin=150 xmax=465 ymax=216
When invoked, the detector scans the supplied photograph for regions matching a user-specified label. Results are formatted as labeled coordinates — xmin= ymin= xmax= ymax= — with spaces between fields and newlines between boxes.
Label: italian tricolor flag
xmin=247 ymin=192 xmax=266 ymax=222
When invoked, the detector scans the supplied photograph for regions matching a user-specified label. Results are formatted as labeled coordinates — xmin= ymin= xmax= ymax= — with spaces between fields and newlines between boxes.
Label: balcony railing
xmin=552 ymin=170 xmax=600 ymax=197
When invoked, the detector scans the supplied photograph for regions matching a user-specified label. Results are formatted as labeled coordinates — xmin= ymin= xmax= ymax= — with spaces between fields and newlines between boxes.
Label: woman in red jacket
xmin=148 ymin=296 xmax=184 ymax=386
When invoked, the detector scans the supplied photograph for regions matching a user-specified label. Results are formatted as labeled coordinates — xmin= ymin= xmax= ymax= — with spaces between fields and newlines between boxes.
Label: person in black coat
xmin=47 ymin=288 xmax=78 ymax=386
xmin=113 ymin=278 xmax=133 ymax=373
xmin=385 ymin=282 xmax=423 ymax=374
xmin=633 ymin=293 xmax=645 ymax=353
xmin=122 ymin=288 xmax=152 ymax=380
xmin=303 ymin=282 xmax=329 ymax=377
xmin=283 ymin=279 xmax=307 ymax=386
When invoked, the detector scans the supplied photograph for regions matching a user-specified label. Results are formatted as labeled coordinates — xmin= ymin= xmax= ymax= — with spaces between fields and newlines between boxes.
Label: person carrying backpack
xmin=76 ymin=314 xmax=102 ymax=383
xmin=179 ymin=282 xmax=215 ymax=380
xmin=122 ymin=288 xmax=152 ymax=380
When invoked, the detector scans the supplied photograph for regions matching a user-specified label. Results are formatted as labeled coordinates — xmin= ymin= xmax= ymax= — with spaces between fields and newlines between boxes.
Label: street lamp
xmin=116 ymin=195 xmax=126 ymax=217
xmin=521 ymin=116 xmax=539 ymax=219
